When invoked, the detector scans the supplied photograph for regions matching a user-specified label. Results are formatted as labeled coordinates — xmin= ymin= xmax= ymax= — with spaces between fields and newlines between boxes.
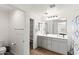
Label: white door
xmin=15 ymin=11 xmax=26 ymax=55
xmin=10 ymin=10 xmax=26 ymax=55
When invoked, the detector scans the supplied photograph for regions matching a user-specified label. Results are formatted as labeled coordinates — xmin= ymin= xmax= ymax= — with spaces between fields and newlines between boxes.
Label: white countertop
xmin=37 ymin=34 xmax=68 ymax=39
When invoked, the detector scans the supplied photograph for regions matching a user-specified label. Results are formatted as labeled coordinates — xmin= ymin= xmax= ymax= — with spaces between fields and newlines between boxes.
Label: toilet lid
xmin=0 ymin=47 xmax=6 ymax=51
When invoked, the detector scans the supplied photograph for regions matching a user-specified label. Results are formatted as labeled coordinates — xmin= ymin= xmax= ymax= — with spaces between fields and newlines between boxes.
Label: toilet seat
xmin=0 ymin=47 xmax=6 ymax=55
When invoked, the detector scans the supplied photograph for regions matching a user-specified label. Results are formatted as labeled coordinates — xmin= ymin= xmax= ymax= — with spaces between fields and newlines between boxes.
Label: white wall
xmin=0 ymin=10 xmax=9 ymax=46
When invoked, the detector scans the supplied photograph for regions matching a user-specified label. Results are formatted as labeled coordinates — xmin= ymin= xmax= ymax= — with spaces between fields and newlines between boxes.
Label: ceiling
xmin=12 ymin=4 xmax=49 ymax=13
xmin=0 ymin=4 xmax=79 ymax=20
xmin=12 ymin=4 xmax=79 ymax=12
xmin=0 ymin=4 xmax=79 ymax=13
xmin=0 ymin=4 xmax=14 ymax=12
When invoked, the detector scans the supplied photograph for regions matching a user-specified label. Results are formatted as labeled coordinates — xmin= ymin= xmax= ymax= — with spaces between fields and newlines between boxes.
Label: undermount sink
xmin=47 ymin=34 xmax=58 ymax=38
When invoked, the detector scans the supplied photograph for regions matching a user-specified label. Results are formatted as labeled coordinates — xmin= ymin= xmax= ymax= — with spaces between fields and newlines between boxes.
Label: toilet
xmin=0 ymin=40 xmax=6 ymax=55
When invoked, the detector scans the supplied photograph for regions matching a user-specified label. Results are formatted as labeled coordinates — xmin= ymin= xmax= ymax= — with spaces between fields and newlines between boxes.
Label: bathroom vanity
xmin=36 ymin=16 xmax=68 ymax=55
xmin=37 ymin=34 xmax=68 ymax=55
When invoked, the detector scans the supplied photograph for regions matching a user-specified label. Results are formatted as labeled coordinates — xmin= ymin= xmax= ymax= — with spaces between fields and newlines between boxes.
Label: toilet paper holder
xmin=11 ymin=42 xmax=16 ymax=45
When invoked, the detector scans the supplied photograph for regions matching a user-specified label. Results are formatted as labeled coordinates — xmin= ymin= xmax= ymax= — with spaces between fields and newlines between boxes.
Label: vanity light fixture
xmin=48 ymin=15 xmax=58 ymax=18
xmin=50 ymin=4 xmax=55 ymax=8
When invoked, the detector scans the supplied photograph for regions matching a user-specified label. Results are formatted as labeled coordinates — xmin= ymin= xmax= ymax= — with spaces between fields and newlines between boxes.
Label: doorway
xmin=30 ymin=18 xmax=34 ymax=50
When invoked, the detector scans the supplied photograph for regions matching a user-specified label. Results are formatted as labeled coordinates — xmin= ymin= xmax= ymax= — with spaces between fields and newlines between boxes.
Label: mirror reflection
xmin=38 ymin=17 xmax=67 ymax=38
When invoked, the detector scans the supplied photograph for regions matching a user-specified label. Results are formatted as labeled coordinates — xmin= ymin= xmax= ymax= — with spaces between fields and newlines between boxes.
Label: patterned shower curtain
xmin=72 ymin=15 xmax=79 ymax=55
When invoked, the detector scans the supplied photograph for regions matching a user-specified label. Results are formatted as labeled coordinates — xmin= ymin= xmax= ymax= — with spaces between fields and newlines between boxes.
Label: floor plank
xmin=30 ymin=48 xmax=62 ymax=55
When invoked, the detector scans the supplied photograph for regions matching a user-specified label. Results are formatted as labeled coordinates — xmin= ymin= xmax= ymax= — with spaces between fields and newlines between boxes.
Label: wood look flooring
xmin=30 ymin=48 xmax=62 ymax=55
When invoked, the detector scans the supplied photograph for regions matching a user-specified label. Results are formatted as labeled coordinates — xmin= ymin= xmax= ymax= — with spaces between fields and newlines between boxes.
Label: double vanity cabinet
xmin=37 ymin=35 xmax=68 ymax=55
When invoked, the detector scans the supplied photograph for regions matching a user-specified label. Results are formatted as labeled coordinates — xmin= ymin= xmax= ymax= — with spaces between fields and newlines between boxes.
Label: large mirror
xmin=37 ymin=18 xmax=67 ymax=38
xmin=45 ymin=18 xmax=67 ymax=37
xmin=45 ymin=18 xmax=67 ymax=34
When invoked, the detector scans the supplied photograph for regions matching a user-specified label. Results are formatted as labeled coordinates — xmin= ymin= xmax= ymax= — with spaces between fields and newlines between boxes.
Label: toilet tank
xmin=0 ymin=40 xmax=3 ymax=47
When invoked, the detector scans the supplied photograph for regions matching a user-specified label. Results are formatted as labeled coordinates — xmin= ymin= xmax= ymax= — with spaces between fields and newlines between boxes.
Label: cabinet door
xmin=41 ymin=39 xmax=45 ymax=48
xmin=52 ymin=39 xmax=60 ymax=53
xmin=58 ymin=40 xmax=67 ymax=54
xmin=52 ymin=39 xmax=67 ymax=54
xmin=41 ymin=37 xmax=47 ymax=49
xmin=37 ymin=36 xmax=42 ymax=47
xmin=47 ymin=38 xmax=52 ymax=51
